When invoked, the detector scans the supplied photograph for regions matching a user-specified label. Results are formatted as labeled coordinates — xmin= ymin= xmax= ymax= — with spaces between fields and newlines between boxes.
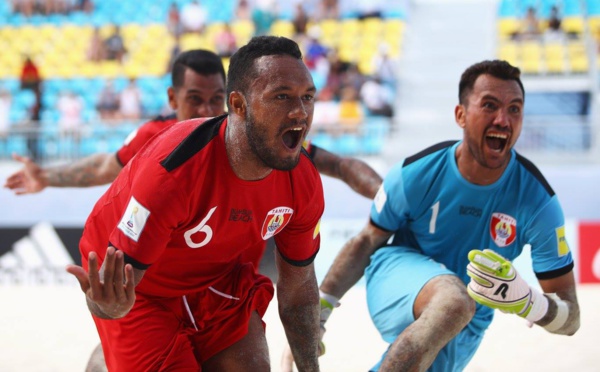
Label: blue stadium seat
xmin=334 ymin=133 xmax=361 ymax=156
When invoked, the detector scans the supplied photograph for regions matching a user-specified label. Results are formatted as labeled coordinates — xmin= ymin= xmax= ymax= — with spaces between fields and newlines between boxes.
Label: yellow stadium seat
xmin=589 ymin=17 xmax=600 ymax=40
xmin=498 ymin=42 xmax=520 ymax=64
xmin=520 ymin=41 xmax=542 ymax=74
xmin=270 ymin=20 xmax=295 ymax=38
xmin=497 ymin=18 xmax=521 ymax=38
xmin=231 ymin=20 xmax=255 ymax=45
xmin=319 ymin=19 xmax=341 ymax=39
xmin=566 ymin=42 xmax=589 ymax=73
xmin=544 ymin=42 xmax=565 ymax=73
xmin=561 ymin=17 xmax=585 ymax=35
xmin=340 ymin=18 xmax=361 ymax=37
xmin=363 ymin=18 xmax=384 ymax=37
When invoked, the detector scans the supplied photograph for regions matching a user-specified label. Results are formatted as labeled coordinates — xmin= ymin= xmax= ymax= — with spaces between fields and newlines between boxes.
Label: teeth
xmin=488 ymin=133 xmax=507 ymax=139
xmin=291 ymin=127 xmax=302 ymax=131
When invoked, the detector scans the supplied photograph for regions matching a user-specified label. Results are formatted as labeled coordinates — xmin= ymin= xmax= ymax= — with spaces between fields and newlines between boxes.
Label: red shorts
xmin=91 ymin=263 xmax=274 ymax=372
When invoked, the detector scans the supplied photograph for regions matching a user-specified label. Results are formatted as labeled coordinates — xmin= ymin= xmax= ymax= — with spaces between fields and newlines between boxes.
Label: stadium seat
xmin=561 ymin=16 xmax=585 ymax=35
xmin=544 ymin=42 xmax=566 ymax=74
xmin=520 ymin=41 xmax=543 ymax=74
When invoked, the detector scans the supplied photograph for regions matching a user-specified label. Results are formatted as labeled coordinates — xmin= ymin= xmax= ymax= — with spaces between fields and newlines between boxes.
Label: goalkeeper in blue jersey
xmin=317 ymin=60 xmax=580 ymax=372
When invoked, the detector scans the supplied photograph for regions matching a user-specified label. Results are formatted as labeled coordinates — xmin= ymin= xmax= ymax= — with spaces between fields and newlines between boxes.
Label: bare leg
xmin=85 ymin=343 xmax=107 ymax=372
xmin=202 ymin=311 xmax=270 ymax=372
xmin=380 ymin=275 xmax=475 ymax=372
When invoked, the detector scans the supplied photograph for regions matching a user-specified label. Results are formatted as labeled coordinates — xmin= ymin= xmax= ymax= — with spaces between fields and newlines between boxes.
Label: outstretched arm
xmin=4 ymin=152 xmax=122 ymax=195
xmin=320 ymin=221 xmax=392 ymax=299
xmin=276 ymin=251 xmax=321 ymax=372
xmin=312 ymin=146 xmax=382 ymax=200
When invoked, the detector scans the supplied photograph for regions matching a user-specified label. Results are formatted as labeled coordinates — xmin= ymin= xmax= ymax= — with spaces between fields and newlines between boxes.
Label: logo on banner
xmin=261 ymin=207 xmax=293 ymax=240
xmin=490 ymin=212 xmax=517 ymax=247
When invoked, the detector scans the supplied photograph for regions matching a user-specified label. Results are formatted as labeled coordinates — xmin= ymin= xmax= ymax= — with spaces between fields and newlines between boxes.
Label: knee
xmin=416 ymin=275 xmax=475 ymax=327
xmin=442 ymin=281 xmax=476 ymax=326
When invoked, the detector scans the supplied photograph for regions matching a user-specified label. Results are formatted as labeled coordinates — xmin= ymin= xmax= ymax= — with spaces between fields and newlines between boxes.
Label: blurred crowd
xmin=2 ymin=0 xmax=401 ymax=160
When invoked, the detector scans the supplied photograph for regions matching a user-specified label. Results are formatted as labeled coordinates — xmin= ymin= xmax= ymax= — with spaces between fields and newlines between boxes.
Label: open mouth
xmin=282 ymin=127 xmax=304 ymax=150
xmin=485 ymin=133 xmax=508 ymax=152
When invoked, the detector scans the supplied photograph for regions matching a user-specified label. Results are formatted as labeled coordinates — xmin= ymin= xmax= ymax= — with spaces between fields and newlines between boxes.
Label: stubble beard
xmin=245 ymin=110 xmax=300 ymax=171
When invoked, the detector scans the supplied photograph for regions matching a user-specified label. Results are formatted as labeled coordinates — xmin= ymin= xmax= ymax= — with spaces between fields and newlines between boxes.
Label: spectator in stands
xmin=338 ymin=86 xmax=364 ymax=132
xmin=166 ymin=35 xmax=182 ymax=73
xmin=304 ymin=34 xmax=329 ymax=70
xmin=313 ymin=0 xmax=339 ymax=21
xmin=19 ymin=56 xmax=42 ymax=93
xmin=292 ymin=3 xmax=310 ymax=40
xmin=356 ymin=0 xmax=384 ymax=19
xmin=11 ymin=0 xmax=32 ymax=16
xmin=0 ymin=89 xmax=11 ymax=140
xmin=544 ymin=6 xmax=564 ymax=41
xmin=323 ymin=49 xmax=350 ymax=100
xmin=118 ymin=78 xmax=142 ymax=121
xmin=214 ymin=24 xmax=238 ymax=57
xmin=166 ymin=2 xmax=183 ymax=37
xmin=57 ymin=91 xmax=84 ymax=137
xmin=87 ymin=27 xmax=106 ymax=63
xmin=342 ymin=63 xmax=366 ymax=94
xmin=26 ymin=86 xmax=42 ymax=161
xmin=360 ymin=76 xmax=394 ymax=118
xmin=252 ymin=0 xmax=277 ymax=36
xmin=235 ymin=0 xmax=252 ymax=21
xmin=519 ymin=6 xmax=541 ymax=40
xmin=312 ymin=87 xmax=340 ymax=134
xmin=372 ymin=43 xmax=397 ymax=90
xmin=96 ymin=80 xmax=120 ymax=121
xmin=181 ymin=0 xmax=208 ymax=34
xmin=77 ymin=0 xmax=94 ymax=13
xmin=104 ymin=25 xmax=127 ymax=63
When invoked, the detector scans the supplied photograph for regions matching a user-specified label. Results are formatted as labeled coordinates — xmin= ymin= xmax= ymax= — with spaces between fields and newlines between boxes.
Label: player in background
xmin=292 ymin=60 xmax=580 ymax=372
xmin=67 ymin=35 xmax=325 ymax=371
xmin=4 ymin=49 xmax=227 ymax=193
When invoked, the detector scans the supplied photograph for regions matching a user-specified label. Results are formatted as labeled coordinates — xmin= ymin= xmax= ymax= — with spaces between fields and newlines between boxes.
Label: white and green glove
xmin=466 ymin=249 xmax=548 ymax=323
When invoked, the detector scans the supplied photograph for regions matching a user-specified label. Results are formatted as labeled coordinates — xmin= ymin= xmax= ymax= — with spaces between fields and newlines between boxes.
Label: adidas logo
xmin=0 ymin=222 xmax=77 ymax=285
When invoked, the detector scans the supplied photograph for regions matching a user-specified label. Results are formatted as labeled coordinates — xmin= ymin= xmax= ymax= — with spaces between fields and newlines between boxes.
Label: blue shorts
xmin=365 ymin=246 xmax=488 ymax=372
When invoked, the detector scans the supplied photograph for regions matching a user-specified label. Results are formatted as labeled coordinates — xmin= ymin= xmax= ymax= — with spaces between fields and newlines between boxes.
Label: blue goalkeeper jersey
xmin=371 ymin=140 xmax=574 ymax=284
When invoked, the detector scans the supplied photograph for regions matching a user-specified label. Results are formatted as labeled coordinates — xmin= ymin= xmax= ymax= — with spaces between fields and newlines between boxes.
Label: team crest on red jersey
xmin=261 ymin=207 xmax=294 ymax=240
xmin=490 ymin=212 xmax=517 ymax=247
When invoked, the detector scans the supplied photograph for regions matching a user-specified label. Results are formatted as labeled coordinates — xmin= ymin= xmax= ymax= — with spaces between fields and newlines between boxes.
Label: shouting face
xmin=242 ymin=55 xmax=316 ymax=171
xmin=455 ymin=74 xmax=524 ymax=183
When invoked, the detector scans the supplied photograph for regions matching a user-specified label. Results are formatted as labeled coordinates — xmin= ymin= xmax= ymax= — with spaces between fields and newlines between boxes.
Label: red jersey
xmin=80 ymin=115 xmax=324 ymax=298
xmin=116 ymin=114 xmax=177 ymax=166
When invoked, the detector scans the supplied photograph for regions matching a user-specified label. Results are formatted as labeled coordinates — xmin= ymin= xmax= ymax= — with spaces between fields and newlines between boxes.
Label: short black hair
xmin=458 ymin=60 xmax=525 ymax=105
xmin=226 ymin=36 xmax=303 ymax=108
xmin=171 ymin=49 xmax=226 ymax=88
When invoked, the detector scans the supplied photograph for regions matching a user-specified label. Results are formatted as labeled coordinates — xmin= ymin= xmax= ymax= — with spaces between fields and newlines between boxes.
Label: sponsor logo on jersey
xmin=118 ymin=197 xmax=151 ymax=242
xmin=556 ymin=226 xmax=569 ymax=256
xmin=229 ymin=208 xmax=253 ymax=222
xmin=313 ymin=219 xmax=321 ymax=239
xmin=489 ymin=212 xmax=517 ymax=247
xmin=261 ymin=207 xmax=294 ymax=240
xmin=459 ymin=205 xmax=482 ymax=217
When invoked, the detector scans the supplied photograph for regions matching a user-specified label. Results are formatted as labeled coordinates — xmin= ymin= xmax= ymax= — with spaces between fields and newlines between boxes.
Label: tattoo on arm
xmin=47 ymin=153 xmax=121 ymax=187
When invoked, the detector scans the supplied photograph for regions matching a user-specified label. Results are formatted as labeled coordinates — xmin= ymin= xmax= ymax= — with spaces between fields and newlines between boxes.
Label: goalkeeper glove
xmin=466 ymin=249 xmax=548 ymax=323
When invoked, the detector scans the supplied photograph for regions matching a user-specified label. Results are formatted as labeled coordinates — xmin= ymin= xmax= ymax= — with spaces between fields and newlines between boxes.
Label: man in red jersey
xmin=66 ymin=36 xmax=324 ymax=371
xmin=4 ymin=49 xmax=227 ymax=193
